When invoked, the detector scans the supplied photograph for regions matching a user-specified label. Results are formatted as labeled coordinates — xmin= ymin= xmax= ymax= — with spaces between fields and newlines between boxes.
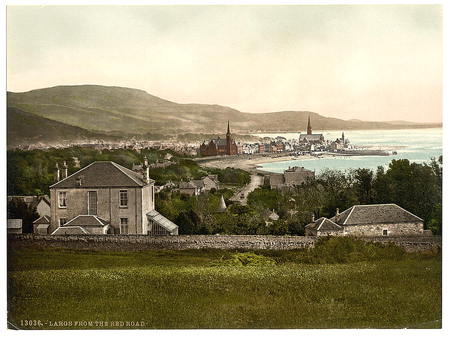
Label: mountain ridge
xmin=7 ymin=85 xmax=441 ymax=144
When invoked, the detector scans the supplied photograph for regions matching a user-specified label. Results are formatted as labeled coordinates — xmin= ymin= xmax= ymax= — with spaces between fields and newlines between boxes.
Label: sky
xmin=7 ymin=5 xmax=442 ymax=123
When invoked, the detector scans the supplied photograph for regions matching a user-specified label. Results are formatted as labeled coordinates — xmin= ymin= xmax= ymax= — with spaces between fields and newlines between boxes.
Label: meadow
xmin=7 ymin=238 xmax=441 ymax=329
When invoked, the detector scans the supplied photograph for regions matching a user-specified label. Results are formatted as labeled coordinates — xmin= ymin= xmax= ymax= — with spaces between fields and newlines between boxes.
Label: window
xmin=119 ymin=190 xmax=128 ymax=207
xmin=58 ymin=192 xmax=67 ymax=208
xmin=59 ymin=218 xmax=67 ymax=226
xmin=88 ymin=191 xmax=97 ymax=215
xmin=120 ymin=218 xmax=129 ymax=234
xmin=382 ymin=229 xmax=388 ymax=236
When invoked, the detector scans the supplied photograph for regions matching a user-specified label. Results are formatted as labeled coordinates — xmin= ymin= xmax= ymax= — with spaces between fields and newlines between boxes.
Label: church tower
xmin=307 ymin=115 xmax=312 ymax=135
xmin=226 ymin=121 xmax=232 ymax=155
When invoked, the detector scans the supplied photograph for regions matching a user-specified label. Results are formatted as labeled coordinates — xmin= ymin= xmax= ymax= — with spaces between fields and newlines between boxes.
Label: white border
xmin=2 ymin=1 xmax=448 ymax=337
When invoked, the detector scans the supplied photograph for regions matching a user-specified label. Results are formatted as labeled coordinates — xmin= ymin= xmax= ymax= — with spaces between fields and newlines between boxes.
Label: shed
xmin=7 ymin=219 xmax=22 ymax=234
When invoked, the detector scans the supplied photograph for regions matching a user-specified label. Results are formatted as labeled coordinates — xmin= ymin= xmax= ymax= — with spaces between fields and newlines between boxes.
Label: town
xmin=7 ymin=115 xmax=439 ymax=239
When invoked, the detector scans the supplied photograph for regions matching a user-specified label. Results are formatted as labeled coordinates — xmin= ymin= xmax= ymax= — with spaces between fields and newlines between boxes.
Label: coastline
xmin=196 ymin=153 xmax=336 ymax=174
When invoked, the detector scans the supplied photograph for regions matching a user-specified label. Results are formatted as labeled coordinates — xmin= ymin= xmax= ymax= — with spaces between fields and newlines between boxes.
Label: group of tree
xmin=157 ymin=157 xmax=442 ymax=235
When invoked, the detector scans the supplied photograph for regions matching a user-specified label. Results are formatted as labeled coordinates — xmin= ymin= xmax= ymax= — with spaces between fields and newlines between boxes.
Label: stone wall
xmin=343 ymin=222 xmax=423 ymax=237
xmin=7 ymin=234 xmax=441 ymax=253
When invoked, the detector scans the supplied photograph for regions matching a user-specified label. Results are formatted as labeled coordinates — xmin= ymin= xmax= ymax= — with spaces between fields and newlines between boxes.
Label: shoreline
xmin=197 ymin=153 xmax=340 ymax=174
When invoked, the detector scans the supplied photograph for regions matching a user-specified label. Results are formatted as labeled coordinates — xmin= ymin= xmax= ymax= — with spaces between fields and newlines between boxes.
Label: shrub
xmin=214 ymin=252 xmax=276 ymax=266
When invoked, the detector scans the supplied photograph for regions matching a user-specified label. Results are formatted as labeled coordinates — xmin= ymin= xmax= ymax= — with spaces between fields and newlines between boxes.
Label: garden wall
xmin=7 ymin=234 xmax=441 ymax=253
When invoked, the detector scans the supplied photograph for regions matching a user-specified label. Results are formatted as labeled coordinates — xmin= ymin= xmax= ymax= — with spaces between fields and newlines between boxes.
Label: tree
xmin=7 ymin=198 xmax=39 ymax=233
xmin=352 ymin=168 xmax=374 ymax=204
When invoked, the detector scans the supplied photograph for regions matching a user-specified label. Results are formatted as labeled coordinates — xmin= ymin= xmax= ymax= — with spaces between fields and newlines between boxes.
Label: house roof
xmin=191 ymin=180 xmax=205 ymax=189
xmin=51 ymin=226 xmax=89 ymax=235
xmin=50 ymin=161 xmax=154 ymax=189
xmin=7 ymin=195 xmax=50 ymax=208
xmin=330 ymin=204 xmax=423 ymax=226
xmin=64 ymin=215 xmax=110 ymax=227
xmin=147 ymin=210 xmax=178 ymax=232
xmin=306 ymin=217 xmax=342 ymax=231
xmin=179 ymin=181 xmax=197 ymax=189
xmin=299 ymin=134 xmax=323 ymax=141
xmin=33 ymin=215 xmax=51 ymax=224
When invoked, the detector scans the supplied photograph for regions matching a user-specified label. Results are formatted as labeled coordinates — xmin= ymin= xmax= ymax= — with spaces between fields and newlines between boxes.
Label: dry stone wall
xmin=7 ymin=234 xmax=441 ymax=253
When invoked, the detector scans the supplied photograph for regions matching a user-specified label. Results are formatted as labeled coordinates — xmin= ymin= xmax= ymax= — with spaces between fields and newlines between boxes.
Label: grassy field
xmin=7 ymin=239 xmax=441 ymax=329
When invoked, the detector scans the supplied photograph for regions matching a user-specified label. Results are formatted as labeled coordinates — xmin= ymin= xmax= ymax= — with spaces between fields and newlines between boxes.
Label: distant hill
xmin=7 ymin=107 xmax=116 ymax=148
xmin=7 ymin=85 xmax=441 ymax=139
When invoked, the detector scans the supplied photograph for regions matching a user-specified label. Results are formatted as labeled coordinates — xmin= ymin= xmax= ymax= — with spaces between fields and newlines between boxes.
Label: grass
xmin=7 ymin=238 xmax=441 ymax=329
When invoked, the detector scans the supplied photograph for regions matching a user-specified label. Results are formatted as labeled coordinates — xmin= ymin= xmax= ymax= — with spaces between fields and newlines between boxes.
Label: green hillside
xmin=7 ymin=85 xmax=441 ymax=137
xmin=7 ymin=107 xmax=116 ymax=148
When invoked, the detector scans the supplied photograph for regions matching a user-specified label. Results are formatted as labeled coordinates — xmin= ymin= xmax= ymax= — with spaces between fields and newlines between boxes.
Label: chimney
xmin=143 ymin=155 xmax=150 ymax=184
xmin=312 ymin=213 xmax=315 ymax=222
xmin=336 ymin=208 xmax=340 ymax=216
xmin=55 ymin=163 xmax=60 ymax=182
xmin=62 ymin=161 xmax=68 ymax=179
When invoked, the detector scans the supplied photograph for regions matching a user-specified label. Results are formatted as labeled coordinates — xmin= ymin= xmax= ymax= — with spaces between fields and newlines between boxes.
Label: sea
xmin=252 ymin=128 xmax=442 ymax=174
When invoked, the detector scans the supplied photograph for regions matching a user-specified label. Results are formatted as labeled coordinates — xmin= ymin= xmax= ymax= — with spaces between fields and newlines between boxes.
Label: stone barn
xmin=306 ymin=204 xmax=424 ymax=237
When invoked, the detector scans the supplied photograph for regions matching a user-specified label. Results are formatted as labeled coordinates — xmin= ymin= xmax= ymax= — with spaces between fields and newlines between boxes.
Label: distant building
xmin=33 ymin=215 xmax=51 ymax=235
xmin=269 ymin=166 xmax=315 ymax=189
xmin=7 ymin=195 xmax=51 ymax=218
xmin=305 ymin=204 xmax=425 ymax=237
xmin=199 ymin=121 xmax=238 ymax=156
xmin=179 ymin=175 xmax=219 ymax=196
xmin=299 ymin=115 xmax=324 ymax=144
xmin=330 ymin=132 xmax=347 ymax=151
xmin=7 ymin=219 xmax=22 ymax=234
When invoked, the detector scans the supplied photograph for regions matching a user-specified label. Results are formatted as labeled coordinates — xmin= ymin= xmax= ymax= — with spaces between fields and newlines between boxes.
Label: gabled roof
xmin=64 ymin=215 xmax=109 ymax=227
xmin=306 ymin=217 xmax=342 ymax=231
xmin=33 ymin=215 xmax=51 ymax=224
xmin=191 ymin=180 xmax=205 ymax=189
xmin=7 ymin=195 xmax=50 ymax=208
xmin=179 ymin=181 xmax=197 ymax=189
xmin=50 ymin=161 xmax=153 ymax=189
xmin=51 ymin=226 xmax=89 ymax=235
xmin=147 ymin=210 xmax=178 ymax=232
xmin=330 ymin=204 xmax=423 ymax=226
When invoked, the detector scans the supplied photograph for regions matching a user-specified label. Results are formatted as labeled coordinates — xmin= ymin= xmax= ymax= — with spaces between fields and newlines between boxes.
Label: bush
xmin=214 ymin=252 xmax=276 ymax=266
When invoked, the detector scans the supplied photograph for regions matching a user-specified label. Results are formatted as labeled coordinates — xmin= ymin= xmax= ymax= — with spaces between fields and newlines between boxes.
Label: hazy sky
xmin=7 ymin=5 xmax=442 ymax=122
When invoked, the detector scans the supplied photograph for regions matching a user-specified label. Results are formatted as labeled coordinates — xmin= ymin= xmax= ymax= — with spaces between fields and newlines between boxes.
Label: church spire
xmin=227 ymin=120 xmax=230 ymax=136
xmin=307 ymin=115 xmax=312 ymax=135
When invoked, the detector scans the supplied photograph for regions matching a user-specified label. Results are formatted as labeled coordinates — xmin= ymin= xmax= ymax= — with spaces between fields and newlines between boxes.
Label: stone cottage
xmin=7 ymin=195 xmax=51 ymax=217
xmin=305 ymin=204 xmax=424 ymax=237
xmin=49 ymin=160 xmax=178 ymax=236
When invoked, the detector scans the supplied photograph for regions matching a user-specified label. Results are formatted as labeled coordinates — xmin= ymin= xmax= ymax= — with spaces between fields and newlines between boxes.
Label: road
xmin=229 ymin=174 xmax=264 ymax=205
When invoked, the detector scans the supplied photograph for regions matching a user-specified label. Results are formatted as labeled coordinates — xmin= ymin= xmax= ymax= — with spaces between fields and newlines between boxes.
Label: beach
xmin=195 ymin=153 xmax=335 ymax=173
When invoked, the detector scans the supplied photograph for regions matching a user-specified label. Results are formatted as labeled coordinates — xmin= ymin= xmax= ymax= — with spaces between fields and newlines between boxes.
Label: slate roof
xmin=179 ymin=181 xmax=197 ymax=189
xmin=147 ymin=210 xmax=178 ymax=232
xmin=50 ymin=161 xmax=153 ymax=189
xmin=51 ymin=226 xmax=89 ymax=235
xmin=8 ymin=195 xmax=50 ymax=208
xmin=306 ymin=217 xmax=342 ymax=231
xmin=213 ymin=138 xmax=228 ymax=146
xmin=33 ymin=215 xmax=51 ymax=224
xmin=299 ymin=134 xmax=324 ymax=142
xmin=330 ymin=204 xmax=423 ymax=226
xmin=191 ymin=180 xmax=205 ymax=189
xmin=64 ymin=215 xmax=109 ymax=227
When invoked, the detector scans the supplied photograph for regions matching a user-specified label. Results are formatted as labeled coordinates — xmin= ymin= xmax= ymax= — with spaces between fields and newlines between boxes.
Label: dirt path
xmin=229 ymin=174 xmax=264 ymax=205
